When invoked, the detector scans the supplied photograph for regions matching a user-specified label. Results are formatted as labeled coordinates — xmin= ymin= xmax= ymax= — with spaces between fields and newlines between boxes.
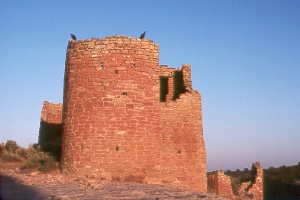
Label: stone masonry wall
xmin=207 ymin=162 xmax=264 ymax=200
xmin=238 ymin=162 xmax=264 ymax=199
xmin=40 ymin=101 xmax=63 ymax=124
xmin=39 ymin=101 xmax=63 ymax=161
xmin=59 ymin=35 xmax=206 ymax=192
xmin=207 ymin=170 xmax=235 ymax=199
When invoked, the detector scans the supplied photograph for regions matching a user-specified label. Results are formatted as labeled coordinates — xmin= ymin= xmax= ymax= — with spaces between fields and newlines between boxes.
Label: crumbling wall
xmin=207 ymin=162 xmax=264 ymax=200
xmin=38 ymin=101 xmax=63 ymax=161
xmin=159 ymin=91 xmax=207 ymax=191
xmin=60 ymin=35 xmax=207 ymax=192
xmin=159 ymin=65 xmax=175 ymax=102
xmin=207 ymin=170 xmax=235 ymax=199
xmin=158 ymin=63 xmax=206 ymax=191
xmin=238 ymin=162 xmax=264 ymax=199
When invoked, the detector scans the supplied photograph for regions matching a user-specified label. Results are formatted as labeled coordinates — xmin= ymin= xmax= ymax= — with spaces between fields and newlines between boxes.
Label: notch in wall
xmin=116 ymin=146 xmax=119 ymax=151
xmin=160 ymin=76 xmax=168 ymax=102
xmin=115 ymin=70 xmax=118 ymax=74
xmin=177 ymin=150 xmax=181 ymax=154
xmin=100 ymin=62 xmax=104 ymax=67
xmin=122 ymin=92 xmax=128 ymax=96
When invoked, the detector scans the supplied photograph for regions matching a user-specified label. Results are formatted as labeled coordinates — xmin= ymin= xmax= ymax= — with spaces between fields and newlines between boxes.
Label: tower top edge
xmin=68 ymin=35 xmax=156 ymax=45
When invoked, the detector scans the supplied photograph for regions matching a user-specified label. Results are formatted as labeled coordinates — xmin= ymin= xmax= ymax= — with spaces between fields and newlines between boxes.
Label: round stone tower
xmin=62 ymin=36 xmax=161 ymax=176
xmin=61 ymin=35 xmax=207 ymax=192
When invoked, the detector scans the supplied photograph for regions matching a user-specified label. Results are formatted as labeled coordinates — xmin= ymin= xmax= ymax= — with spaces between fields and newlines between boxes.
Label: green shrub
xmin=23 ymin=144 xmax=58 ymax=172
xmin=1 ymin=150 xmax=24 ymax=162
xmin=16 ymin=147 xmax=27 ymax=159
xmin=0 ymin=140 xmax=24 ymax=162
xmin=0 ymin=140 xmax=59 ymax=172
xmin=22 ymin=144 xmax=42 ymax=169
xmin=4 ymin=140 xmax=20 ymax=153
xmin=38 ymin=154 xmax=57 ymax=172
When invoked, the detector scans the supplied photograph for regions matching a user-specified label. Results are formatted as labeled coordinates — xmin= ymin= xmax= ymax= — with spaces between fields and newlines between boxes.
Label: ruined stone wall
xmin=159 ymin=91 xmax=207 ymax=191
xmin=39 ymin=101 xmax=63 ymax=161
xmin=156 ymin=63 xmax=206 ymax=191
xmin=238 ymin=162 xmax=264 ymax=199
xmin=207 ymin=162 xmax=264 ymax=200
xmin=159 ymin=65 xmax=175 ymax=102
xmin=40 ymin=101 xmax=63 ymax=123
xmin=60 ymin=36 xmax=206 ymax=192
xmin=207 ymin=170 xmax=235 ymax=199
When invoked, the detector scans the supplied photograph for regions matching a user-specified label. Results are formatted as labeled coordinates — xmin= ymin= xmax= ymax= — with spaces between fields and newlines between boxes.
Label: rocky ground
xmin=0 ymin=162 xmax=230 ymax=200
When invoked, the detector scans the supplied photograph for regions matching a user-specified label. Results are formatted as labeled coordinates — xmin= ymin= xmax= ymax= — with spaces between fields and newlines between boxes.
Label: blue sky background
xmin=1 ymin=0 xmax=299 ymax=171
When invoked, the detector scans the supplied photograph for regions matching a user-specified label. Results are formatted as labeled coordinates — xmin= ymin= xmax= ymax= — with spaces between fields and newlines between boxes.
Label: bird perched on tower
xmin=70 ymin=34 xmax=77 ymax=41
xmin=139 ymin=31 xmax=147 ymax=39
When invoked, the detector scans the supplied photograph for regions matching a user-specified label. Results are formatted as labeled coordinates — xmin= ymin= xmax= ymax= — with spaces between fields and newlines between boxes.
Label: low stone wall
xmin=207 ymin=170 xmax=235 ymax=199
xmin=207 ymin=162 xmax=263 ymax=200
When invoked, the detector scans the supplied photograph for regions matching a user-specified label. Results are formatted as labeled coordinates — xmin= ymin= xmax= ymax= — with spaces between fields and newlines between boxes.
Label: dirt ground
xmin=0 ymin=161 xmax=230 ymax=200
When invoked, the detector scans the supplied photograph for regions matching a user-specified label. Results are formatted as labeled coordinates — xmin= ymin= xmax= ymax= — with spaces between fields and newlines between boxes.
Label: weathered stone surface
xmin=40 ymin=101 xmax=62 ymax=124
xmin=52 ymin=35 xmax=207 ymax=192
xmin=238 ymin=162 xmax=264 ymax=200
xmin=207 ymin=170 xmax=235 ymax=199
xmin=0 ymin=165 xmax=229 ymax=200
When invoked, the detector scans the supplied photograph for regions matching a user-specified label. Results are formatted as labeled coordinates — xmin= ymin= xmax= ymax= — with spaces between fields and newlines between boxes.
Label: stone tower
xmin=58 ymin=35 xmax=206 ymax=192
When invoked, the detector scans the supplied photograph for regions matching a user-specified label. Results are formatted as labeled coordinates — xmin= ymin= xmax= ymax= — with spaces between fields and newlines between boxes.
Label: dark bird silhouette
xmin=70 ymin=34 xmax=77 ymax=41
xmin=139 ymin=31 xmax=147 ymax=39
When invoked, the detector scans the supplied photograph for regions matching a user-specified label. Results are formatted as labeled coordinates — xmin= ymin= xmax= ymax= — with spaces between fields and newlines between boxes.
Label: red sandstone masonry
xmin=39 ymin=101 xmax=63 ymax=159
xmin=207 ymin=170 xmax=235 ymax=199
xmin=56 ymin=35 xmax=207 ymax=192
xmin=207 ymin=162 xmax=263 ymax=200
xmin=41 ymin=101 xmax=62 ymax=124
xmin=238 ymin=162 xmax=264 ymax=200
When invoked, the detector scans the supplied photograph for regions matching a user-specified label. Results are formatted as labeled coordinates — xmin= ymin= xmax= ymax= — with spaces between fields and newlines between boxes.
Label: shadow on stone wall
xmin=38 ymin=119 xmax=63 ymax=162
xmin=172 ymin=70 xmax=186 ymax=100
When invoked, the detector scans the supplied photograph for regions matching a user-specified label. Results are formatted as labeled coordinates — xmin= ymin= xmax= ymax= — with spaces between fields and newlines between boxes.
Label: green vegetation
xmin=0 ymin=140 xmax=59 ymax=172
xmin=225 ymin=163 xmax=300 ymax=200
xmin=263 ymin=164 xmax=300 ymax=199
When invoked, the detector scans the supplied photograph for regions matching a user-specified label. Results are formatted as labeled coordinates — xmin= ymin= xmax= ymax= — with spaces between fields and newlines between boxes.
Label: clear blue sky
xmin=1 ymin=0 xmax=299 ymax=171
